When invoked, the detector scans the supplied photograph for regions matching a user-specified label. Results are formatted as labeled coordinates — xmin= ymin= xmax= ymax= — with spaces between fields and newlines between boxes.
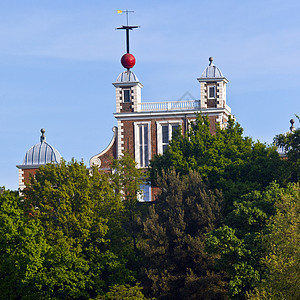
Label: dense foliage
xmin=0 ymin=189 xmax=49 ymax=299
xmin=246 ymin=183 xmax=300 ymax=300
xmin=148 ymin=115 xmax=296 ymax=299
xmin=0 ymin=159 xmax=148 ymax=299
xmin=142 ymin=170 xmax=227 ymax=299
xmin=150 ymin=115 xmax=286 ymax=211
xmin=0 ymin=115 xmax=299 ymax=299
xmin=275 ymin=126 xmax=300 ymax=181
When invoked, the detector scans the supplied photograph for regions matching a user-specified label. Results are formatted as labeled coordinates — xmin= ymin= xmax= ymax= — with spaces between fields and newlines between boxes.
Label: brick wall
xmin=23 ymin=168 xmax=39 ymax=184
xmin=96 ymin=139 xmax=117 ymax=169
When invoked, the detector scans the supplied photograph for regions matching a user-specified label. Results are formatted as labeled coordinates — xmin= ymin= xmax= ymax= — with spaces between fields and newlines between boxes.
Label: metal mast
xmin=116 ymin=10 xmax=139 ymax=53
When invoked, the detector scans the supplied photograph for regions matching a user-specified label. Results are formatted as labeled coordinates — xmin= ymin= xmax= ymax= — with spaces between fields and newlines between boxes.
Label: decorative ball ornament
xmin=121 ymin=53 xmax=136 ymax=69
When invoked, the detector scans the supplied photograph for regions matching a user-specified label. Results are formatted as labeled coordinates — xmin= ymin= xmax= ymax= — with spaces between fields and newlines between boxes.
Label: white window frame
xmin=123 ymin=88 xmax=131 ymax=103
xmin=156 ymin=120 xmax=182 ymax=155
xmin=187 ymin=118 xmax=196 ymax=132
xmin=134 ymin=121 xmax=151 ymax=168
xmin=208 ymin=85 xmax=216 ymax=99
xmin=138 ymin=183 xmax=152 ymax=202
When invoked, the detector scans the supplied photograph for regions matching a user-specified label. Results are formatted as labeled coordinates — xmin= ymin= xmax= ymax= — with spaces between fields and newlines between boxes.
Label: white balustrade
xmin=139 ymin=100 xmax=201 ymax=112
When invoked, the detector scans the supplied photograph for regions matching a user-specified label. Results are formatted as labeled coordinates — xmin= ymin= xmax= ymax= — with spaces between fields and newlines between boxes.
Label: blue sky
xmin=1 ymin=0 xmax=300 ymax=190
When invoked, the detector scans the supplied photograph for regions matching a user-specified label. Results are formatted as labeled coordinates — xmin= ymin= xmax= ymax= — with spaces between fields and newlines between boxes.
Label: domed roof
xmin=115 ymin=70 xmax=139 ymax=83
xmin=201 ymin=57 xmax=224 ymax=78
xmin=21 ymin=129 xmax=62 ymax=167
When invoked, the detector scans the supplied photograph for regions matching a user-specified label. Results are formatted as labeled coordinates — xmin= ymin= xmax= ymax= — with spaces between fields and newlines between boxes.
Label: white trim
xmin=117 ymin=120 xmax=124 ymax=158
xmin=114 ymin=107 xmax=231 ymax=119
xmin=208 ymin=85 xmax=216 ymax=99
xmin=134 ymin=121 xmax=151 ymax=168
xmin=197 ymin=77 xmax=229 ymax=83
xmin=18 ymin=169 xmax=25 ymax=196
xmin=123 ymin=88 xmax=131 ymax=103
xmin=112 ymin=82 xmax=143 ymax=88
xmin=156 ymin=120 xmax=183 ymax=155
xmin=187 ymin=118 xmax=196 ymax=131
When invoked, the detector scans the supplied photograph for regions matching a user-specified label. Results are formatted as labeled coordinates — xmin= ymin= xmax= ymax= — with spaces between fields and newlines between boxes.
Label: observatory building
xmin=16 ymin=20 xmax=232 ymax=200
xmin=90 ymin=20 xmax=231 ymax=201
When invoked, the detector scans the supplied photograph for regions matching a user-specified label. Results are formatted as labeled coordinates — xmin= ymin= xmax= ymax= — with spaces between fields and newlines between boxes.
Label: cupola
xmin=16 ymin=129 xmax=62 ymax=193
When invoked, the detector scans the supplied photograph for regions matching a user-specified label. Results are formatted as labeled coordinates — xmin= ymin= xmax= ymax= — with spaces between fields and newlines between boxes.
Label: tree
xmin=206 ymin=182 xmax=299 ymax=299
xmin=150 ymin=115 xmax=286 ymax=212
xmin=93 ymin=283 xmax=151 ymax=300
xmin=148 ymin=115 xmax=292 ymax=298
xmin=0 ymin=189 xmax=50 ymax=299
xmin=275 ymin=126 xmax=300 ymax=181
xmin=246 ymin=183 xmax=300 ymax=300
xmin=111 ymin=152 xmax=146 ymax=253
xmin=22 ymin=160 xmax=136 ymax=299
xmin=141 ymin=170 xmax=227 ymax=299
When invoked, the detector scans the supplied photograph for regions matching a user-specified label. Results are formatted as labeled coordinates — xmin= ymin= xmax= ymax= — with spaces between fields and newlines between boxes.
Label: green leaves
xmin=10 ymin=159 xmax=140 ymax=299
xmin=250 ymin=183 xmax=300 ymax=299
xmin=0 ymin=189 xmax=50 ymax=299
xmin=142 ymin=170 xmax=227 ymax=299
xmin=275 ymin=127 xmax=300 ymax=182
xmin=150 ymin=115 xmax=285 ymax=212
xmin=149 ymin=114 xmax=291 ymax=298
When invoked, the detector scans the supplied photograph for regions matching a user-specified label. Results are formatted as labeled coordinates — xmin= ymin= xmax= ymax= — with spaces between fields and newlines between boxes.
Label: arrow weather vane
xmin=116 ymin=10 xmax=140 ymax=54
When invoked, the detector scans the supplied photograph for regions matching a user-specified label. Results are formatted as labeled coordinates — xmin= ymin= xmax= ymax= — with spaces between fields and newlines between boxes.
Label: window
xmin=157 ymin=121 xmax=181 ymax=154
xmin=123 ymin=89 xmax=131 ymax=102
xmin=208 ymin=85 xmax=216 ymax=98
xmin=138 ymin=184 xmax=151 ymax=202
xmin=134 ymin=122 xmax=151 ymax=168
xmin=162 ymin=125 xmax=169 ymax=153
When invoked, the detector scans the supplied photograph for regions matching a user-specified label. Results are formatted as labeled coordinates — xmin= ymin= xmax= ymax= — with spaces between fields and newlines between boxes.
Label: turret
xmin=16 ymin=129 xmax=62 ymax=194
xmin=198 ymin=57 xmax=228 ymax=109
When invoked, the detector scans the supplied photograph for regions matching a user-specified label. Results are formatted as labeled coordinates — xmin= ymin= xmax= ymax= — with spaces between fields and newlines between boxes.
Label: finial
xmin=40 ymin=128 xmax=46 ymax=142
xmin=116 ymin=10 xmax=139 ymax=70
xmin=209 ymin=57 xmax=214 ymax=66
xmin=290 ymin=119 xmax=295 ymax=132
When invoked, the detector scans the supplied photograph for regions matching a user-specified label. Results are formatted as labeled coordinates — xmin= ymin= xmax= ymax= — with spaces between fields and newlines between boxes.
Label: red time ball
xmin=121 ymin=53 xmax=136 ymax=69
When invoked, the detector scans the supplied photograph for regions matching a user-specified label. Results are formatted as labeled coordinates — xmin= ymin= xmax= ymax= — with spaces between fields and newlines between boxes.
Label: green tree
xmin=149 ymin=115 xmax=289 ymax=299
xmin=246 ymin=183 xmax=300 ymax=300
xmin=141 ymin=170 xmax=227 ymax=299
xmin=150 ymin=115 xmax=286 ymax=211
xmin=206 ymin=182 xmax=298 ymax=299
xmin=111 ymin=152 xmax=146 ymax=253
xmin=275 ymin=126 xmax=300 ymax=181
xmin=23 ymin=160 xmax=136 ymax=299
xmin=93 ymin=283 xmax=151 ymax=300
xmin=0 ymin=189 xmax=50 ymax=299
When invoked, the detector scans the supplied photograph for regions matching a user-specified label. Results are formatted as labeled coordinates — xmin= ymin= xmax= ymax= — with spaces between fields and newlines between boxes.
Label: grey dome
xmin=21 ymin=129 xmax=61 ymax=166
xmin=23 ymin=142 xmax=61 ymax=165
xmin=201 ymin=57 xmax=224 ymax=78
xmin=116 ymin=70 xmax=139 ymax=83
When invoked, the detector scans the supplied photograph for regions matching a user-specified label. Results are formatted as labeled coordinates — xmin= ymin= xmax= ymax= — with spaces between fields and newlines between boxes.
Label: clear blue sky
xmin=1 ymin=0 xmax=300 ymax=190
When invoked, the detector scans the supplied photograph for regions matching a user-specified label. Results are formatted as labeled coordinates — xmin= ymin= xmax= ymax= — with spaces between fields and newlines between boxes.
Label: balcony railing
xmin=139 ymin=100 xmax=201 ymax=112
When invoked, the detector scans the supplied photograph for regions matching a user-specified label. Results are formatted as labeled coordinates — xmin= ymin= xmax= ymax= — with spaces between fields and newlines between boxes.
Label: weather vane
xmin=116 ymin=10 xmax=140 ymax=70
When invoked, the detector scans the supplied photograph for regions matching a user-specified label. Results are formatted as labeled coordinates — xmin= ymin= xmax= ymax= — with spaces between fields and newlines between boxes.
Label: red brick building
xmin=90 ymin=56 xmax=231 ymax=201
xmin=16 ymin=24 xmax=232 ymax=200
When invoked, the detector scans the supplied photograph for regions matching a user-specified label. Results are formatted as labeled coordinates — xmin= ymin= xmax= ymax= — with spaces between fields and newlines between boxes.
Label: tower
xmin=198 ymin=57 xmax=230 ymax=129
xmin=113 ymin=70 xmax=143 ymax=114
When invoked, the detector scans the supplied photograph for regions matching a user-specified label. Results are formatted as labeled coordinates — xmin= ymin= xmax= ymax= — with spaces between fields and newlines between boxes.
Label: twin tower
xmin=90 ymin=56 xmax=231 ymax=172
